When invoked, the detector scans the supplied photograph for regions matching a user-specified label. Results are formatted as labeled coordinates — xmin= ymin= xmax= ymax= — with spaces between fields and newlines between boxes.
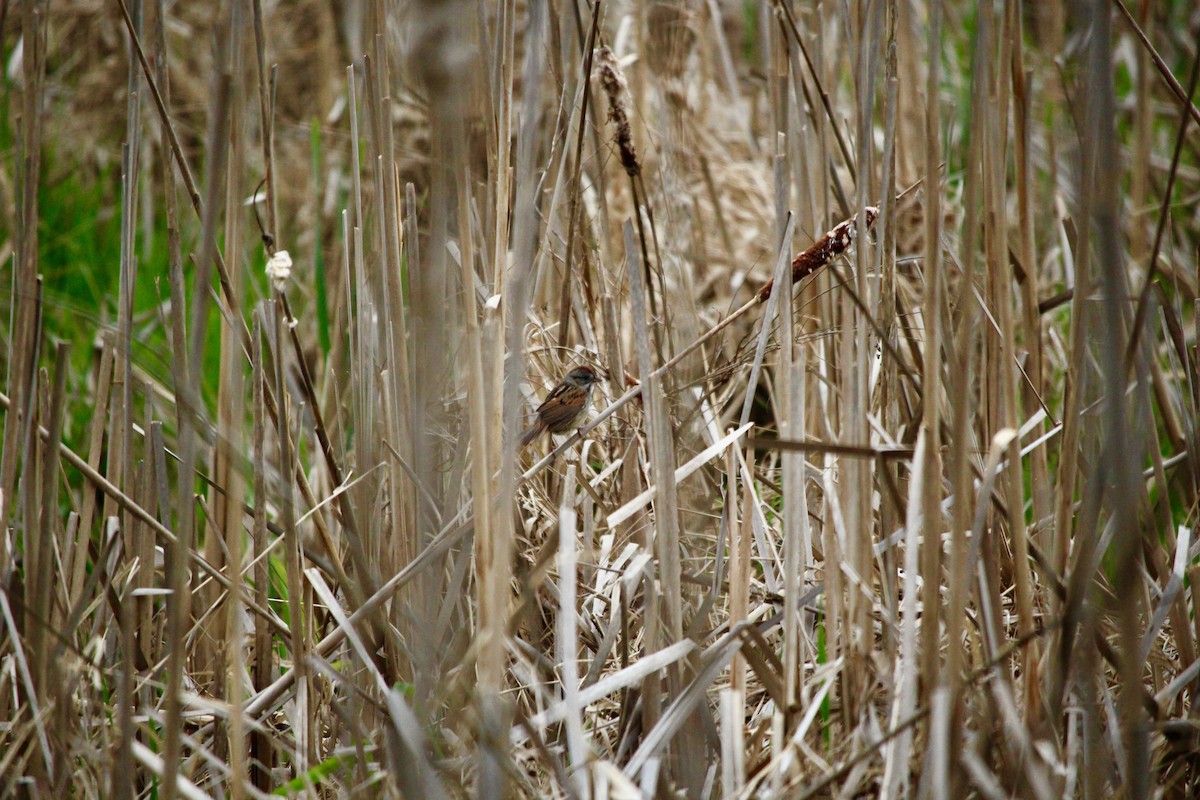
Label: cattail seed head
xmin=594 ymin=46 xmax=641 ymax=178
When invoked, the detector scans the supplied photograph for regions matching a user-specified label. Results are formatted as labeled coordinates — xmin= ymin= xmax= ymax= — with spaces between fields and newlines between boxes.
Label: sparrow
xmin=519 ymin=365 xmax=603 ymax=448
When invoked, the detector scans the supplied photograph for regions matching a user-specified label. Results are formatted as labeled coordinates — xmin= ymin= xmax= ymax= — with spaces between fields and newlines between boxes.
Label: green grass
xmin=273 ymin=752 xmax=358 ymax=796
xmin=310 ymin=118 xmax=332 ymax=357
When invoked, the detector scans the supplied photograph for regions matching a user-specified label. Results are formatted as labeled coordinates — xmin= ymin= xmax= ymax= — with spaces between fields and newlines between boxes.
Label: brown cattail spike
xmin=757 ymin=207 xmax=879 ymax=302
xmin=594 ymin=46 xmax=641 ymax=179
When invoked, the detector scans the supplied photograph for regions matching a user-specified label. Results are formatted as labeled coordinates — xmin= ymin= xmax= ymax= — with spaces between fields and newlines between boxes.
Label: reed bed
xmin=2 ymin=0 xmax=1200 ymax=797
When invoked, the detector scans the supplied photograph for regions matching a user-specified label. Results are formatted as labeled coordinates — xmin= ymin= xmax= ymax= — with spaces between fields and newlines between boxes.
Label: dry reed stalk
xmin=838 ymin=0 xmax=883 ymax=724
xmin=116 ymin=31 xmax=143 ymax=697
xmin=376 ymin=36 xmax=416 ymax=589
xmin=481 ymin=0 xmax=547 ymax=792
xmin=33 ymin=347 xmax=66 ymax=779
xmin=556 ymin=464 xmax=589 ymax=795
xmin=1 ymin=0 xmax=48 ymax=583
xmin=158 ymin=49 xmax=234 ymax=800
xmin=919 ymin=0 xmax=946 ymax=759
xmin=624 ymin=219 xmax=682 ymax=646
xmin=555 ymin=3 xmax=601 ymax=351
xmin=1084 ymin=3 xmax=1150 ymax=791
xmin=875 ymin=0 xmax=901 ymax=666
xmin=987 ymin=0 xmax=1040 ymax=727
xmin=204 ymin=4 xmax=250 ymax=758
xmin=1011 ymin=5 xmax=1054 ymax=640
xmin=65 ymin=341 xmax=114 ymax=611
xmin=248 ymin=317 xmax=273 ymax=791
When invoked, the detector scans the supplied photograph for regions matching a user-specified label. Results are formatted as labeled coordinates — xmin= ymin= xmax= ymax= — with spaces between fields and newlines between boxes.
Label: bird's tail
xmin=518 ymin=422 xmax=544 ymax=449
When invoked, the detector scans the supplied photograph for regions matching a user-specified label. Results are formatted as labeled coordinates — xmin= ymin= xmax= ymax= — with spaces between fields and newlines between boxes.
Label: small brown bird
xmin=519 ymin=365 xmax=603 ymax=448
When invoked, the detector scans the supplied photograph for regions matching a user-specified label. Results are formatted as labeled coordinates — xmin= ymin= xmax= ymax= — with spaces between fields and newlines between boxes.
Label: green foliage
xmin=272 ymin=752 xmax=359 ymax=796
xmin=742 ymin=0 xmax=758 ymax=66
xmin=268 ymin=553 xmax=291 ymax=626
xmin=310 ymin=118 xmax=332 ymax=357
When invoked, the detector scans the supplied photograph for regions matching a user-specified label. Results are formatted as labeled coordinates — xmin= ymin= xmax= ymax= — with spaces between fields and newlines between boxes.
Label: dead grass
xmin=3 ymin=0 xmax=1200 ymax=797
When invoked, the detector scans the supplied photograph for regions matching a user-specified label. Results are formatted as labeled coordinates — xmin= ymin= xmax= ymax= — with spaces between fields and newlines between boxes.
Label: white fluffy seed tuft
xmin=265 ymin=250 xmax=293 ymax=290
